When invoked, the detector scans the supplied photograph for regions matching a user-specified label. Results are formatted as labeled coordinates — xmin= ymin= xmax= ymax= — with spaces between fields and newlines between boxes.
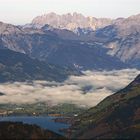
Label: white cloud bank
xmin=0 ymin=69 xmax=139 ymax=107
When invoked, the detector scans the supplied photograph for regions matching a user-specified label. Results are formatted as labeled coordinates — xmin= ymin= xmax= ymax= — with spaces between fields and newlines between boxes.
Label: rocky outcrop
xmin=31 ymin=12 xmax=113 ymax=31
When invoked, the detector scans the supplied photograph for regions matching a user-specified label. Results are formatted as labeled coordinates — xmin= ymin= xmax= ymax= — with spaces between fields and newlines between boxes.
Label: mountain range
xmin=0 ymin=21 xmax=127 ymax=71
xmin=0 ymin=13 xmax=140 ymax=70
xmin=29 ymin=13 xmax=140 ymax=68
xmin=0 ymin=12 xmax=140 ymax=81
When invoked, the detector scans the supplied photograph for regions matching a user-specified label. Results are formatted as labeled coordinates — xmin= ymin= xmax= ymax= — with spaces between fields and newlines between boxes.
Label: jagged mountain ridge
xmin=30 ymin=13 xmax=140 ymax=35
xmin=31 ymin=12 xmax=113 ymax=31
xmin=29 ymin=13 xmax=140 ymax=68
xmin=1 ymin=13 xmax=140 ymax=69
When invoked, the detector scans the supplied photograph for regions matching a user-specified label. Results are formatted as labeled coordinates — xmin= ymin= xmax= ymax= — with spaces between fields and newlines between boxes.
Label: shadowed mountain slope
xmin=69 ymin=74 xmax=140 ymax=139
xmin=0 ymin=49 xmax=79 ymax=82
xmin=0 ymin=121 xmax=65 ymax=140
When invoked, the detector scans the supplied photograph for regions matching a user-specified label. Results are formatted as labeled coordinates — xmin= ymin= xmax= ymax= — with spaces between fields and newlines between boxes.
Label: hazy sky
xmin=0 ymin=0 xmax=140 ymax=25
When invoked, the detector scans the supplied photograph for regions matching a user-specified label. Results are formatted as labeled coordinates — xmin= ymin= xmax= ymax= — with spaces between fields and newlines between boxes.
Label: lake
xmin=0 ymin=116 xmax=70 ymax=135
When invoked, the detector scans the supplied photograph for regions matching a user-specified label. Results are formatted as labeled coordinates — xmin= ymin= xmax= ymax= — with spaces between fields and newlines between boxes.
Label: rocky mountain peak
xmin=113 ymin=13 xmax=140 ymax=36
xmin=31 ymin=12 xmax=113 ymax=31
xmin=0 ymin=22 xmax=23 ymax=34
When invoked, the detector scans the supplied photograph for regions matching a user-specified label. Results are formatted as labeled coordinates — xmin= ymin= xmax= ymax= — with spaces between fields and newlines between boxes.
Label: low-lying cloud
xmin=0 ymin=69 xmax=139 ymax=107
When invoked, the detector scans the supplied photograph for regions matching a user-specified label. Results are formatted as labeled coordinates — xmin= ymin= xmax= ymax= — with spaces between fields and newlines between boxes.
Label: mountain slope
xmin=0 ymin=49 xmax=79 ymax=82
xmin=95 ymin=26 xmax=140 ymax=68
xmin=69 ymin=74 xmax=140 ymax=139
xmin=30 ymin=39 xmax=127 ymax=70
xmin=92 ymin=14 xmax=140 ymax=68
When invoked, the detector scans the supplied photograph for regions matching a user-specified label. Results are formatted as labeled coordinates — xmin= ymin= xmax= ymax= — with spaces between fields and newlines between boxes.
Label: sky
xmin=0 ymin=0 xmax=140 ymax=25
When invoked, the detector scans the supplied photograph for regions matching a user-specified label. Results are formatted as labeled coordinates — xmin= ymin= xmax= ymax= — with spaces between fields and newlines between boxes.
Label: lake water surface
xmin=0 ymin=116 xmax=70 ymax=135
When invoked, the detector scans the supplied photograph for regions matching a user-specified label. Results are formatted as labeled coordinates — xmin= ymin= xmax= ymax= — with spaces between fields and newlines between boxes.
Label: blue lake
xmin=0 ymin=116 xmax=70 ymax=135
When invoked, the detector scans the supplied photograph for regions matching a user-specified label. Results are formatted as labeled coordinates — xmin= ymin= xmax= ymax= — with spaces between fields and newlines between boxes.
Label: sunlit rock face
xmin=31 ymin=12 xmax=113 ymax=31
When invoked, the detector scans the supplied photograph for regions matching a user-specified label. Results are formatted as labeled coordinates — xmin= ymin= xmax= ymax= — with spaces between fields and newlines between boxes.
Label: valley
xmin=0 ymin=6 xmax=140 ymax=139
xmin=0 ymin=103 xmax=85 ymax=117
